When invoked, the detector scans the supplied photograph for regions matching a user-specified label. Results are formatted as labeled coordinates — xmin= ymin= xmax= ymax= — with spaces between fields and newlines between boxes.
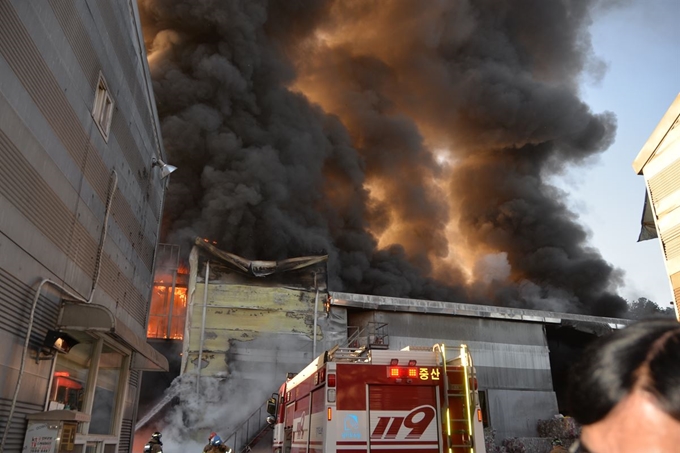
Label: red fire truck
xmin=267 ymin=344 xmax=486 ymax=453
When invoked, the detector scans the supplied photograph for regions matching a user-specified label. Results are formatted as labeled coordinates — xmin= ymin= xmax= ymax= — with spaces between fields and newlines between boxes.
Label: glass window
xmin=50 ymin=342 xmax=93 ymax=411
xmin=147 ymin=283 xmax=187 ymax=339
xmin=170 ymin=287 xmax=187 ymax=339
xmin=147 ymin=284 xmax=170 ymax=338
xmin=89 ymin=345 xmax=124 ymax=435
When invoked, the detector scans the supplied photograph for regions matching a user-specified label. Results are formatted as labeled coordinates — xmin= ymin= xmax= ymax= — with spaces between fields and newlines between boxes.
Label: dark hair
xmin=567 ymin=318 xmax=680 ymax=425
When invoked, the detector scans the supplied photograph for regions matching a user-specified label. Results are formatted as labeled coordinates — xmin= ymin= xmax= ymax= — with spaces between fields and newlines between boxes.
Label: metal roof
xmin=330 ymin=292 xmax=630 ymax=329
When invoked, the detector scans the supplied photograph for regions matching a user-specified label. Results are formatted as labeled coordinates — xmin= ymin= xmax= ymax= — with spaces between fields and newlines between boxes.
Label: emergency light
xmin=387 ymin=367 xmax=418 ymax=378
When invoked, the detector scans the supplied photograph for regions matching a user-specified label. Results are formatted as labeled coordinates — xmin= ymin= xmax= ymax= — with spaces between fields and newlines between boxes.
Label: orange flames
xmin=147 ymin=285 xmax=187 ymax=340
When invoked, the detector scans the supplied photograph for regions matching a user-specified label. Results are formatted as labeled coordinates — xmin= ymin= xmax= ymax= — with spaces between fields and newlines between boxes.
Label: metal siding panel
xmin=661 ymin=223 xmax=680 ymax=260
xmin=119 ymin=418 xmax=132 ymax=453
xmin=98 ymin=255 xmax=148 ymax=326
xmin=648 ymin=157 xmax=680 ymax=204
xmin=0 ymin=128 xmax=149 ymax=323
xmin=0 ymin=399 xmax=44 ymax=453
xmin=475 ymin=366 xmax=554 ymax=391
xmin=486 ymin=389 xmax=558 ymax=440
xmin=0 ymin=1 xmax=157 ymax=279
xmin=48 ymin=0 xmax=99 ymax=90
xmin=0 ymin=268 xmax=60 ymax=345
xmin=671 ymin=272 xmax=680 ymax=306
xmin=96 ymin=0 xmax=154 ymax=142
xmin=110 ymin=190 xmax=155 ymax=271
xmin=0 ymin=129 xmax=76 ymax=261
xmin=350 ymin=311 xmax=548 ymax=347
xmin=109 ymin=110 xmax=155 ymax=211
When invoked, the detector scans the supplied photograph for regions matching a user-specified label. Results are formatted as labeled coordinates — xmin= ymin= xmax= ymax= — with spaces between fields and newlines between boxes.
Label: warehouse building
xmin=0 ymin=1 xmax=169 ymax=452
xmin=633 ymin=93 xmax=680 ymax=320
xmin=138 ymin=242 xmax=628 ymax=449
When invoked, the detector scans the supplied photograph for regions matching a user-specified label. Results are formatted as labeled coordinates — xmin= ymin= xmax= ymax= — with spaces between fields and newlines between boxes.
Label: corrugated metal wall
xmin=0 ymin=0 xmax=165 ymax=451
xmin=348 ymin=310 xmax=558 ymax=440
xmin=637 ymin=95 xmax=680 ymax=317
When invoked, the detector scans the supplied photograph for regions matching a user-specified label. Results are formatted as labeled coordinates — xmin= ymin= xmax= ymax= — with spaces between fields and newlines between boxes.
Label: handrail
xmin=222 ymin=399 xmax=272 ymax=453
xmin=346 ymin=325 xmax=362 ymax=348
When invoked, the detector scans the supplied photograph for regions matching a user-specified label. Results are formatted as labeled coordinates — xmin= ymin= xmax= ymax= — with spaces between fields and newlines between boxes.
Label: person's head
xmin=151 ymin=432 xmax=162 ymax=441
xmin=209 ymin=433 xmax=222 ymax=445
xmin=568 ymin=318 xmax=680 ymax=453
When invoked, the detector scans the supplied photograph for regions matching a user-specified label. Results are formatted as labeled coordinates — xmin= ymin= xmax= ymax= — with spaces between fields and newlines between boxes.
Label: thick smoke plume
xmin=139 ymin=0 xmax=627 ymax=316
xmin=134 ymin=373 xmax=271 ymax=453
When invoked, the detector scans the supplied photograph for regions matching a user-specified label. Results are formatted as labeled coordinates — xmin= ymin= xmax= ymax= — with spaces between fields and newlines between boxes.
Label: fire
xmin=147 ymin=285 xmax=187 ymax=340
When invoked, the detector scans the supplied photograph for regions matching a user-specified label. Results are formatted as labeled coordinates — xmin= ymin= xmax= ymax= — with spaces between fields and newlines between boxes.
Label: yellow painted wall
xmin=183 ymin=283 xmax=325 ymax=375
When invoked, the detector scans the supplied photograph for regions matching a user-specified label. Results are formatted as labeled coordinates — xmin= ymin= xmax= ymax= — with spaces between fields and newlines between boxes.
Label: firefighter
xmin=549 ymin=438 xmax=568 ymax=453
xmin=143 ymin=432 xmax=163 ymax=453
xmin=203 ymin=432 xmax=232 ymax=453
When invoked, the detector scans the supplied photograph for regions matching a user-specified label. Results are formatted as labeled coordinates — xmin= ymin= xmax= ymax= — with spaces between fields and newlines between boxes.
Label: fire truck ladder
xmin=434 ymin=344 xmax=476 ymax=453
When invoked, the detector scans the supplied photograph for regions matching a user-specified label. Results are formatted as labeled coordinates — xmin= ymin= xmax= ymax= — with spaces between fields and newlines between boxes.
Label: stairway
xmin=222 ymin=398 xmax=274 ymax=453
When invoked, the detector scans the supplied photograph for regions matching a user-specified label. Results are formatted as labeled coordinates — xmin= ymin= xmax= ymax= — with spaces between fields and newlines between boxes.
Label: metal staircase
xmin=222 ymin=399 xmax=273 ymax=453
xmin=328 ymin=326 xmax=369 ymax=362
xmin=328 ymin=321 xmax=390 ymax=362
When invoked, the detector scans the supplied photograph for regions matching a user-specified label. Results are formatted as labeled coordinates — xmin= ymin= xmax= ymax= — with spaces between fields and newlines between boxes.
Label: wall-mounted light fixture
xmin=35 ymin=330 xmax=79 ymax=363
xmin=152 ymin=157 xmax=177 ymax=179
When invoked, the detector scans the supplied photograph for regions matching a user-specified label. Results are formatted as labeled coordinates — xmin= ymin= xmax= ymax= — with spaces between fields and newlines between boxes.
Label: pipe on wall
xmin=0 ymin=170 xmax=117 ymax=453
xmin=196 ymin=260 xmax=210 ymax=394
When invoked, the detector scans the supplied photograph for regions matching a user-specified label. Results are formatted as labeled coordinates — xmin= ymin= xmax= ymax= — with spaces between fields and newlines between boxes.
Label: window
xmin=147 ymin=284 xmax=187 ymax=339
xmin=89 ymin=345 xmax=124 ymax=435
xmin=92 ymin=73 xmax=114 ymax=141
xmin=50 ymin=334 xmax=129 ymax=439
xmin=50 ymin=341 xmax=93 ymax=411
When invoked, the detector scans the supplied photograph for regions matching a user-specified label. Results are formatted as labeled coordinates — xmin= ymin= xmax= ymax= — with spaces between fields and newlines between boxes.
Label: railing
xmin=223 ymin=399 xmax=272 ymax=453
xmin=367 ymin=321 xmax=389 ymax=349
xmin=346 ymin=325 xmax=362 ymax=348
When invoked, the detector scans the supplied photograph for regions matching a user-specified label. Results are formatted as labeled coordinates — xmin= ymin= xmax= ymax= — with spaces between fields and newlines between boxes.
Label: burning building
xmin=138 ymin=240 xmax=630 ymax=451
xmin=139 ymin=0 xmax=628 ymax=317
xmin=134 ymin=0 xmax=646 ymax=449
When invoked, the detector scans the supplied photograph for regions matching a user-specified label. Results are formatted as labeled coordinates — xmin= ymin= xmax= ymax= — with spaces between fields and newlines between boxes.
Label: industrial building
xmin=0 ymin=1 xmax=168 ymax=452
xmin=138 ymin=242 xmax=629 ymax=450
xmin=633 ymin=93 xmax=680 ymax=320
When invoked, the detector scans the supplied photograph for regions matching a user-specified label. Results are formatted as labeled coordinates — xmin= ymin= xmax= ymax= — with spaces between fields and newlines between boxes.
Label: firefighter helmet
xmin=151 ymin=432 xmax=162 ymax=440
xmin=211 ymin=434 xmax=223 ymax=446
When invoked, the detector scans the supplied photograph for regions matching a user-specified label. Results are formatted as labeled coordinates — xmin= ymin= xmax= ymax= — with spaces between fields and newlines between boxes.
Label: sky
xmin=141 ymin=0 xmax=677 ymax=314
xmin=560 ymin=0 xmax=679 ymax=306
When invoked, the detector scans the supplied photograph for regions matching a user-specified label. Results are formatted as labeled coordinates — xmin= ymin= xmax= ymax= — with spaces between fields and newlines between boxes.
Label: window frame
xmin=48 ymin=333 xmax=131 ymax=446
xmin=92 ymin=72 xmax=114 ymax=142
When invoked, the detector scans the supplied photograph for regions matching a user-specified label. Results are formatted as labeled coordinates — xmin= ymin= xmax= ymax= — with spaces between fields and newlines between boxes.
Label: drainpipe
xmin=313 ymin=273 xmax=319 ymax=358
xmin=0 ymin=170 xmax=117 ymax=453
xmin=197 ymin=260 xmax=209 ymax=394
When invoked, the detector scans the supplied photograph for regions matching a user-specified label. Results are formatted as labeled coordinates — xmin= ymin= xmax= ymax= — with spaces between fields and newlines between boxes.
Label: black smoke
xmin=138 ymin=0 xmax=628 ymax=316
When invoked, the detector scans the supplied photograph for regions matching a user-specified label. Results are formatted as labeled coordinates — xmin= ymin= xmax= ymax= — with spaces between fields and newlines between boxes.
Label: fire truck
xmin=266 ymin=344 xmax=486 ymax=453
